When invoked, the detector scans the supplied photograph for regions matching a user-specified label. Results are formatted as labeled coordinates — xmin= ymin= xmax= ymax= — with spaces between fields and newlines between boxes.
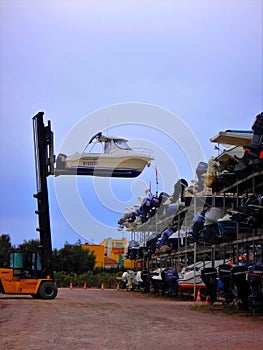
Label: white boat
xmin=178 ymin=262 xmax=205 ymax=290
xmin=55 ymin=132 xmax=153 ymax=178
xmin=178 ymin=259 xmax=230 ymax=291
xmin=210 ymin=129 xmax=253 ymax=147
xmin=215 ymin=146 xmax=245 ymax=163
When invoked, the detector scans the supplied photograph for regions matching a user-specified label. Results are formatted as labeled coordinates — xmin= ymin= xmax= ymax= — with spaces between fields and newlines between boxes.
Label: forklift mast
xmin=32 ymin=112 xmax=54 ymax=279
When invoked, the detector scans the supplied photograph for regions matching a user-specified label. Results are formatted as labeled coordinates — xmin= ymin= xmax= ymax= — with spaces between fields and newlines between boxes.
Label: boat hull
xmin=55 ymin=153 xmax=150 ymax=178
xmin=210 ymin=130 xmax=253 ymax=146
xmin=178 ymin=283 xmax=206 ymax=291
xmin=55 ymin=166 xmax=142 ymax=178
xmin=217 ymin=219 xmax=252 ymax=237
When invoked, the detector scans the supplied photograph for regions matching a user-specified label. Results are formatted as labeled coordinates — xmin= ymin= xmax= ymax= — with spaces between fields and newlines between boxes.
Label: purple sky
xmin=0 ymin=0 xmax=262 ymax=248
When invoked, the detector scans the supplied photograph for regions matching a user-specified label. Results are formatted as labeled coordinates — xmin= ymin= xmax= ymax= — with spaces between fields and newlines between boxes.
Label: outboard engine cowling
xmin=218 ymin=264 xmax=234 ymax=304
xmin=245 ymin=112 xmax=263 ymax=158
xmin=127 ymin=240 xmax=140 ymax=260
xmin=163 ymin=269 xmax=179 ymax=297
xmin=140 ymin=270 xmax=151 ymax=293
xmin=247 ymin=265 xmax=263 ymax=313
xmin=201 ymin=267 xmax=218 ymax=304
xmin=231 ymin=266 xmax=251 ymax=310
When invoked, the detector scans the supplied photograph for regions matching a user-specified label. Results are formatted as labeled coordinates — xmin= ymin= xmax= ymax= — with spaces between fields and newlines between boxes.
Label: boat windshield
xmin=104 ymin=141 xmax=111 ymax=153
xmin=114 ymin=140 xmax=132 ymax=150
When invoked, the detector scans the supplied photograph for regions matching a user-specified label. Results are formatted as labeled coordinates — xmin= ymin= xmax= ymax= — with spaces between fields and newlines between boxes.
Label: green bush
xmin=54 ymin=270 xmax=118 ymax=289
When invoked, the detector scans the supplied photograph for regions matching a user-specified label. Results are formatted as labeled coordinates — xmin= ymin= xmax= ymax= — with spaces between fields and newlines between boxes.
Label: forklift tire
xmin=38 ymin=282 xmax=58 ymax=300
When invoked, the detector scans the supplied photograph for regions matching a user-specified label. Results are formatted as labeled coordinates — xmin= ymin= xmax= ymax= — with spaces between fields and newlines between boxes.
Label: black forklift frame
xmin=32 ymin=112 xmax=54 ymax=279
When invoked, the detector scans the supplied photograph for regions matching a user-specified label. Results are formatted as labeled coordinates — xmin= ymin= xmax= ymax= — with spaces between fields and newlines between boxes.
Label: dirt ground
xmin=1 ymin=288 xmax=263 ymax=350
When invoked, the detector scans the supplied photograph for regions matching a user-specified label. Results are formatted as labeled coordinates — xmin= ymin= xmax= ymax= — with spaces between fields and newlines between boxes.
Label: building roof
xmin=104 ymin=257 xmax=118 ymax=265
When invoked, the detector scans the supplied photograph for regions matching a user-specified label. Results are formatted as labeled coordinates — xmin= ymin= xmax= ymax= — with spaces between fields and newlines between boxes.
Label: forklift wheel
xmin=38 ymin=282 xmax=58 ymax=300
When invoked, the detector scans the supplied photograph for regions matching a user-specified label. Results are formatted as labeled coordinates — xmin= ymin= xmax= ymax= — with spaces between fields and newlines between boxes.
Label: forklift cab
xmin=10 ymin=251 xmax=42 ymax=278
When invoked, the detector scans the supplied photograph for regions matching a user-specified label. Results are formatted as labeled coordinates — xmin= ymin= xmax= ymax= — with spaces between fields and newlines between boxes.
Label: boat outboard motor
xmin=127 ymin=240 xmax=140 ymax=260
xmin=149 ymin=195 xmax=160 ymax=216
xmin=157 ymin=192 xmax=171 ymax=216
xmin=127 ymin=212 xmax=137 ymax=223
xmin=218 ymin=264 xmax=234 ymax=304
xmin=55 ymin=153 xmax=67 ymax=170
xmin=137 ymin=243 xmax=146 ymax=259
xmin=163 ymin=269 xmax=179 ymax=297
xmin=139 ymin=197 xmax=152 ymax=223
xmin=202 ymin=224 xmax=220 ymax=244
xmin=247 ymin=265 xmax=263 ymax=313
xmin=231 ymin=195 xmax=262 ymax=227
xmin=171 ymin=178 xmax=188 ymax=203
xmin=201 ymin=267 xmax=218 ymax=304
xmin=146 ymin=232 xmax=161 ymax=257
xmin=189 ymin=210 xmax=206 ymax=242
xmin=231 ymin=266 xmax=251 ymax=310
xmin=150 ymin=270 xmax=166 ymax=295
xmin=168 ymin=228 xmax=188 ymax=249
xmin=247 ymin=195 xmax=263 ymax=228
xmin=140 ymin=270 xmax=151 ymax=293
xmin=195 ymin=162 xmax=208 ymax=191
xmin=156 ymin=227 xmax=174 ymax=249
xmin=245 ymin=112 xmax=263 ymax=159
xmin=202 ymin=207 xmax=224 ymax=244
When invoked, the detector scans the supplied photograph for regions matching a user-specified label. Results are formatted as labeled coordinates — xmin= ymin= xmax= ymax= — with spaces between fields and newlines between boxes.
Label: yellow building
xmin=123 ymin=258 xmax=136 ymax=269
xmin=100 ymin=237 xmax=127 ymax=250
xmin=100 ymin=237 xmax=136 ymax=269
xmin=82 ymin=237 xmax=136 ymax=270
xmin=100 ymin=237 xmax=126 ymax=267
xmin=81 ymin=243 xmax=105 ymax=269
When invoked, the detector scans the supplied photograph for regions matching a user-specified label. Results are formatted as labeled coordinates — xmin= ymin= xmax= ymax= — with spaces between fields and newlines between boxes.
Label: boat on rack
xmin=178 ymin=259 xmax=230 ymax=291
xmin=210 ymin=129 xmax=253 ymax=147
xmin=55 ymin=132 xmax=153 ymax=178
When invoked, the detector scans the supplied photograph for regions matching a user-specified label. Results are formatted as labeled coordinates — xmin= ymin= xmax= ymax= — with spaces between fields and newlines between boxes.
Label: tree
xmin=0 ymin=236 xmax=96 ymax=274
xmin=18 ymin=239 xmax=41 ymax=251
xmin=53 ymin=242 xmax=96 ymax=274
xmin=0 ymin=234 xmax=12 ymax=267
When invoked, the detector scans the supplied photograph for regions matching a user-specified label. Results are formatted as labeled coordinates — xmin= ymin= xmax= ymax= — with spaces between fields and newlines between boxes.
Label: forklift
xmin=0 ymin=112 xmax=58 ymax=299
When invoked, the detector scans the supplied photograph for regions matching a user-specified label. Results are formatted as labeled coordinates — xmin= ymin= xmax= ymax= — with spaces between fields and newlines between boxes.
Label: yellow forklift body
xmin=0 ymin=268 xmax=43 ymax=295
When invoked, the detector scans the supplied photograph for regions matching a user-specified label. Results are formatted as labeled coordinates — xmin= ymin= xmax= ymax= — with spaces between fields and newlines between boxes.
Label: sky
xmin=0 ymin=0 xmax=262 ymax=248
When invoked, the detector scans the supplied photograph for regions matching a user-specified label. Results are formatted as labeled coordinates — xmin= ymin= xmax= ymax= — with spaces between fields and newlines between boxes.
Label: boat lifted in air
xmin=55 ymin=132 xmax=153 ymax=178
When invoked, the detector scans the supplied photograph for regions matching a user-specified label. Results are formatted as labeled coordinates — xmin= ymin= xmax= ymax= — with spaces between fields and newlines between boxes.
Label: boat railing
xmin=132 ymin=147 xmax=154 ymax=159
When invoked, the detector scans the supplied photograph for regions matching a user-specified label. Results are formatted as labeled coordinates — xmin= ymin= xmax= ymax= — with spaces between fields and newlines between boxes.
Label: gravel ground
xmin=1 ymin=288 xmax=263 ymax=350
